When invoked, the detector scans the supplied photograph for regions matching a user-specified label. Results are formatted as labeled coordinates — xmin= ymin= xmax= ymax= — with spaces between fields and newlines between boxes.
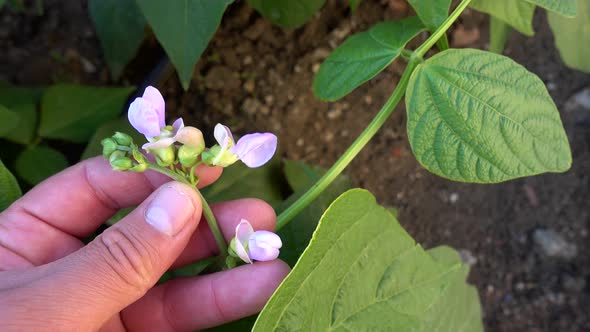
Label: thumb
xmin=40 ymin=181 xmax=202 ymax=328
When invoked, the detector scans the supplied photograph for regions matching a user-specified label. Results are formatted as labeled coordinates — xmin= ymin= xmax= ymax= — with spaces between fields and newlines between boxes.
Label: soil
xmin=1 ymin=1 xmax=589 ymax=331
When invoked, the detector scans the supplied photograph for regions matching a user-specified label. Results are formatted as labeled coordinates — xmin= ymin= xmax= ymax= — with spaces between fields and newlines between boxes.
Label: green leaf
xmin=548 ymin=0 xmax=590 ymax=73
xmin=0 ymin=86 xmax=42 ymax=145
xmin=277 ymin=160 xmax=352 ymax=266
xmin=349 ymin=0 xmax=361 ymax=12
xmin=489 ymin=16 xmax=511 ymax=53
xmin=313 ymin=17 xmax=425 ymax=101
xmin=405 ymin=49 xmax=572 ymax=183
xmin=89 ymin=0 xmax=146 ymax=79
xmin=136 ymin=0 xmax=233 ymax=90
xmin=425 ymin=246 xmax=484 ymax=332
xmin=15 ymin=146 xmax=69 ymax=185
xmin=470 ymin=0 xmax=535 ymax=36
xmin=201 ymin=155 xmax=284 ymax=208
xmin=0 ymin=158 xmax=22 ymax=212
xmin=82 ymin=117 xmax=146 ymax=159
xmin=0 ymin=105 xmax=19 ymax=136
xmin=247 ymin=0 xmax=326 ymax=28
xmin=407 ymin=0 xmax=452 ymax=31
xmin=523 ymin=0 xmax=576 ymax=17
xmin=39 ymin=84 xmax=134 ymax=143
xmin=254 ymin=189 xmax=483 ymax=331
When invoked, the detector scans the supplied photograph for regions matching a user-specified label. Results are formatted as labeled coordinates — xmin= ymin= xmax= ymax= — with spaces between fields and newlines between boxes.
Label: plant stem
xmin=275 ymin=0 xmax=472 ymax=230
xmin=146 ymin=163 xmax=228 ymax=255
xmin=415 ymin=0 xmax=472 ymax=58
xmin=435 ymin=34 xmax=450 ymax=51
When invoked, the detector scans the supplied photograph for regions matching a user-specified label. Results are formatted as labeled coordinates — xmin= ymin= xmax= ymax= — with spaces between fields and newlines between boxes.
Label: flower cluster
xmin=102 ymin=86 xmax=278 ymax=178
xmin=101 ymin=86 xmax=283 ymax=265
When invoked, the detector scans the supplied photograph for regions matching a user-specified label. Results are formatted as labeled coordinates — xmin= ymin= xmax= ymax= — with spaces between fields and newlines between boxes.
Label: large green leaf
xmin=247 ymin=0 xmax=326 ymax=28
xmin=136 ymin=0 xmax=232 ymax=90
xmin=548 ymin=0 xmax=590 ymax=73
xmin=81 ymin=117 xmax=146 ymax=159
xmin=470 ymin=0 xmax=535 ymax=36
xmin=0 ymin=105 xmax=19 ymax=136
xmin=0 ymin=86 xmax=42 ymax=145
xmin=15 ymin=146 xmax=69 ymax=185
xmin=489 ymin=16 xmax=511 ymax=54
xmin=277 ymin=160 xmax=352 ymax=266
xmin=201 ymin=155 xmax=284 ymax=208
xmin=39 ymin=84 xmax=134 ymax=143
xmin=313 ymin=17 xmax=425 ymax=101
xmin=89 ymin=0 xmax=146 ymax=79
xmin=405 ymin=49 xmax=571 ymax=183
xmin=523 ymin=0 xmax=576 ymax=17
xmin=407 ymin=0 xmax=452 ymax=31
xmin=254 ymin=189 xmax=483 ymax=331
xmin=0 ymin=158 xmax=22 ymax=212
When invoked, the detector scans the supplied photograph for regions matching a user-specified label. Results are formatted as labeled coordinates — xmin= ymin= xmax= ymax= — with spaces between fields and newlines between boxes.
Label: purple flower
xmin=232 ymin=219 xmax=282 ymax=264
xmin=211 ymin=123 xmax=277 ymax=168
xmin=128 ymin=86 xmax=166 ymax=138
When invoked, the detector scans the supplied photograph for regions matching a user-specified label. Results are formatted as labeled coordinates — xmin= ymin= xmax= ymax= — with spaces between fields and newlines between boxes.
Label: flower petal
xmin=142 ymin=137 xmax=176 ymax=150
xmin=233 ymin=133 xmax=277 ymax=168
xmin=214 ymin=123 xmax=234 ymax=151
xmin=172 ymin=118 xmax=184 ymax=133
xmin=249 ymin=230 xmax=282 ymax=261
xmin=128 ymin=98 xmax=161 ymax=138
xmin=234 ymin=219 xmax=254 ymax=264
xmin=142 ymin=86 xmax=166 ymax=128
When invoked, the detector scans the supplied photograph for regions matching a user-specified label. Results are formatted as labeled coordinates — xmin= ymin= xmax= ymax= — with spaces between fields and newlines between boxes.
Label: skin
xmin=0 ymin=157 xmax=290 ymax=331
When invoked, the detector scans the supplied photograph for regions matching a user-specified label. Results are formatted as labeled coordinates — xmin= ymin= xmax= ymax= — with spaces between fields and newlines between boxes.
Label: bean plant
xmin=0 ymin=0 xmax=586 ymax=331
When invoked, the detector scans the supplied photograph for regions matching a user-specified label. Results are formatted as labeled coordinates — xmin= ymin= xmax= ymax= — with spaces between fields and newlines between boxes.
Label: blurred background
xmin=0 ymin=1 xmax=588 ymax=331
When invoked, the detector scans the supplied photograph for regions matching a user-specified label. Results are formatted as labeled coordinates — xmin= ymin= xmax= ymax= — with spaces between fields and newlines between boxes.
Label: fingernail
xmin=145 ymin=184 xmax=194 ymax=236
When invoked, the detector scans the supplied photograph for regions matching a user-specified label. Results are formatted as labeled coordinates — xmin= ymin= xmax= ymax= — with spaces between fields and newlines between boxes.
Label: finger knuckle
xmin=98 ymin=228 xmax=157 ymax=294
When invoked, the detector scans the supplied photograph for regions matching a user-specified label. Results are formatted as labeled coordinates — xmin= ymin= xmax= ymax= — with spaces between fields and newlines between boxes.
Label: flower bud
xmin=112 ymin=132 xmax=133 ymax=146
xmin=101 ymin=138 xmax=118 ymax=158
xmin=132 ymin=149 xmax=147 ymax=165
xmin=176 ymin=127 xmax=205 ymax=150
xmin=177 ymin=145 xmax=201 ymax=168
xmin=152 ymin=145 xmax=175 ymax=166
xmin=129 ymin=162 xmax=148 ymax=172
xmin=110 ymin=156 xmax=134 ymax=171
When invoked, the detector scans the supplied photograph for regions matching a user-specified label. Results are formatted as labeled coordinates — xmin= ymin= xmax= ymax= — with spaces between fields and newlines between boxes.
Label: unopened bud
xmin=110 ymin=156 xmax=133 ymax=171
xmin=152 ymin=146 xmax=175 ymax=167
xmin=112 ymin=132 xmax=133 ymax=146
xmin=129 ymin=162 xmax=148 ymax=172
xmin=178 ymin=145 xmax=201 ymax=168
xmin=101 ymin=138 xmax=118 ymax=158
xmin=132 ymin=149 xmax=147 ymax=165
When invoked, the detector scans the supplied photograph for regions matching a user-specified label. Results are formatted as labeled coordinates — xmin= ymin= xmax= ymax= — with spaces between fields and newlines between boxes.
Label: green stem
xmin=415 ymin=0 xmax=472 ymax=58
xmin=276 ymin=64 xmax=414 ymax=230
xmin=435 ymin=34 xmax=450 ymax=51
xmin=146 ymin=163 xmax=228 ymax=255
xmin=275 ymin=0 xmax=472 ymax=230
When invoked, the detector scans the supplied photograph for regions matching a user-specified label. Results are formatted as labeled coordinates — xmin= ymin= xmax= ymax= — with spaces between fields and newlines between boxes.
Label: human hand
xmin=0 ymin=157 xmax=290 ymax=331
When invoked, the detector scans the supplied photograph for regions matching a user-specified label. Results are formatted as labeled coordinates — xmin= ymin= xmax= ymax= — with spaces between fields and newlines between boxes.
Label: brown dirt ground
xmin=1 ymin=1 xmax=589 ymax=331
